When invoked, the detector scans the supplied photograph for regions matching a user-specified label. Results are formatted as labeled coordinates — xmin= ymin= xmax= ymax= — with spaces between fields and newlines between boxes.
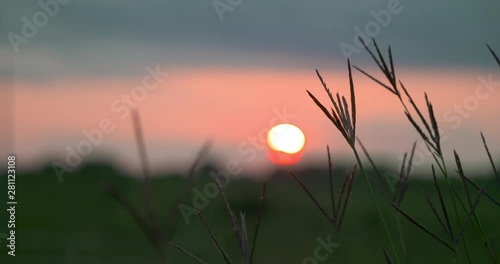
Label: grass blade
xmin=334 ymin=93 xmax=346 ymax=126
xmin=480 ymin=132 xmax=499 ymax=184
xmin=388 ymin=46 xmax=398 ymax=91
xmin=399 ymin=82 xmax=434 ymax=147
xmin=405 ymin=142 xmax=417 ymax=178
xmin=102 ymin=182 xmax=169 ymax=262
xmin=327 ymin=146 xmax=337 ymax=219
xmin=425 ymin=94 xmax=442 ymax=155
xmin=131 ymin=110 xmax=160 ymax=230
xmin=395 ymin=153 xmax=408 ymax=204
xmin=240 ymin=212 xmax=249 ymax=264
xmin=454 ymin=151 xmax=472 ymax=207
xmin=372 ymin=39 xmax=392 ymax=82
xmin=341 ymin=95 xmax=353 ymax=138
xmin=196 ymin=211 xmax=233 ymax=264
xmin=487 ymin=45 xmax=500 ymax=67
xmin=167 ymin=241 xmax=209 ymax=264
xmin=357 ymin=138 xmax=392 ymax=198
xmin=336 ymin=169 xmax=351 ymax=223
xmin=358 ymin=37 xmax=387 ymax=82
xmin=431 ymin=166 xmax=454 ymax=239
xmin=423 ymin=191 xmax=452 ymax=239
xmin=211 ymin=176 xmax=242 ymax=252
xmin=348 ymin=59 xmax=356 ymax=142
xmin=250 ymin=182 xmax=267 ymax=264
xmin=353 ymin=65 xmax=394 ymax=94
xmin=307 ymin=91 xmax=339 ymax=127
xmin=389 ymin=201 xmax=455 ymax=253
xmin=338 ymin=165 xmax=357 ymax=231
xmin=403 ymin=111 xmax=433 ymax=152
xmin=381 ymin=245 xmax=394 ymax=264
xmin=395 ymin=142 xmax=416 ymax=206
xmin=101 ymin=182 xmax=150 ymax=239
xmin=289 ymin=172 xmax=337 ymax=229
xmin=168 ymin=141 xmax=212 ymax=236
xmin=454 ymin=189 xmax=484 ymax=244
xmin=316 ymin=69 xmax=336 ymax=106
xmin=462 ymin=176 xmax=500 ymax=208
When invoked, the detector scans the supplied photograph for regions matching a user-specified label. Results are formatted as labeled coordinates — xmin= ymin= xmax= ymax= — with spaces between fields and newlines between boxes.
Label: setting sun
xmin=266 ymin=124 xmax=306 ymax=165
xmin=267 ymin=124 xmax=306 ymax=154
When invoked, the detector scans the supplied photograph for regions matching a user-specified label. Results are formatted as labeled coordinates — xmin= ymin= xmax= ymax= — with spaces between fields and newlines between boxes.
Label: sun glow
xmin=267 ymin=124 xmax=306 ymax=155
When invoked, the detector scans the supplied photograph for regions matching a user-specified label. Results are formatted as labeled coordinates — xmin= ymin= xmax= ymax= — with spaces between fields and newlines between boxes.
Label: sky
xmin=0 ymin=0 xmax=499 ymax=176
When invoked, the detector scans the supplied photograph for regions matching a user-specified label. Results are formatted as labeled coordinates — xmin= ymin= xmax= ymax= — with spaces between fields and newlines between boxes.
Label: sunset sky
xmin=1 ymin=0 xmax=499 ymax=175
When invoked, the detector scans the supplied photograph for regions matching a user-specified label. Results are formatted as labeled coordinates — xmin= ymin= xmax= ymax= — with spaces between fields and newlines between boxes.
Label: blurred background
xmin=0 ymin=0 xmax=500 ymax=263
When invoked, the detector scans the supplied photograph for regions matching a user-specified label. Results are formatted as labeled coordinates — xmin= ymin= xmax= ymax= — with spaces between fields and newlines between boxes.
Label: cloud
xmin=1 ymin=0 xmax=499 ymax=79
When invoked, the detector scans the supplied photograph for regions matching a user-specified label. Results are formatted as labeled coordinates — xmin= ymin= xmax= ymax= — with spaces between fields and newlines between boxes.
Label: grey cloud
xmin=1 ymin=0 xmax=499 ymax=79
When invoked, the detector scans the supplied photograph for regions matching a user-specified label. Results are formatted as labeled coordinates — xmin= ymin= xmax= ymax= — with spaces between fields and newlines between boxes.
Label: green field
xmin=0 ymin=163 xmax=499 ymax=264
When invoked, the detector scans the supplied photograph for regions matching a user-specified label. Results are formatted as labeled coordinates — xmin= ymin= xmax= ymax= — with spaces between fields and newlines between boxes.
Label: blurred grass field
xmin=0 ymin=163 xmax=499 ymax=264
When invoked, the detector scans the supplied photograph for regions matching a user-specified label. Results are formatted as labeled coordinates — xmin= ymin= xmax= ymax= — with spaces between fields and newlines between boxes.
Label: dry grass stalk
xmin=307 ymin=60 xmax=357 ymax=146
xmin=103 ymin=110 xmax=213 ymax=263
xmin=289 ymin=164 xmax=357 ymax=233
xmin=170 ymin=179 xmax=268 ymax=264
xmin=250 ymin=182 xmax=268 ymax=264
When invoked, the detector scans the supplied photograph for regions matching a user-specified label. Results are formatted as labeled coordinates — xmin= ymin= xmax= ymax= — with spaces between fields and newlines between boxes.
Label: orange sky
xmin=7 ymin=66 xmax=500 ymax=175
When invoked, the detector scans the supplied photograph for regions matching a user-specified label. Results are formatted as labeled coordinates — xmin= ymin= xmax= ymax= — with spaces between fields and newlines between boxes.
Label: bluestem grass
xmin=102 ymin=110 xmax=167 ymax=262
xmin=289 ymin=165 xmax=356 ymax=262
xmin=100 ymin=42 xmax=500 ymax=263
xmin=103 ymin=109 xmax=269 ymax=263
xmin=454 ymin=151 xmax=496 ymax=260
xmin=102 ymin=109 xmax=211 ymax=263
xmin=388 ymin=161 xmax=486 ymax=254
xmin=170 ymin=180 xmax=269 ymax=264
xmin=358 ymin=139 xmax=416 ymax=206
xmin=286 ymin=137 xmax=360 ymax=234
xmin=388 ymin=199 xmax=456 ymax=253
xmin=456 ymin=134 xmax=500 ymax=208
xmin=355 ymin=39 xmax=500 ymax=263
xmin=305 ymin=59 xmax=401 ymax=263
xmin=102 ymin=110 xmax=267 ymax=264
xmin=358 ymin=139 xmax=416 ymax=262
xmin=307 ymin=61 xmax=356 ymax=146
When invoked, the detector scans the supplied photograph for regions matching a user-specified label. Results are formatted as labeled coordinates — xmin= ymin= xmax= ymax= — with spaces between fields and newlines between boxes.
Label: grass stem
xmin=353 ymin=147 xmax=401 ymax=264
